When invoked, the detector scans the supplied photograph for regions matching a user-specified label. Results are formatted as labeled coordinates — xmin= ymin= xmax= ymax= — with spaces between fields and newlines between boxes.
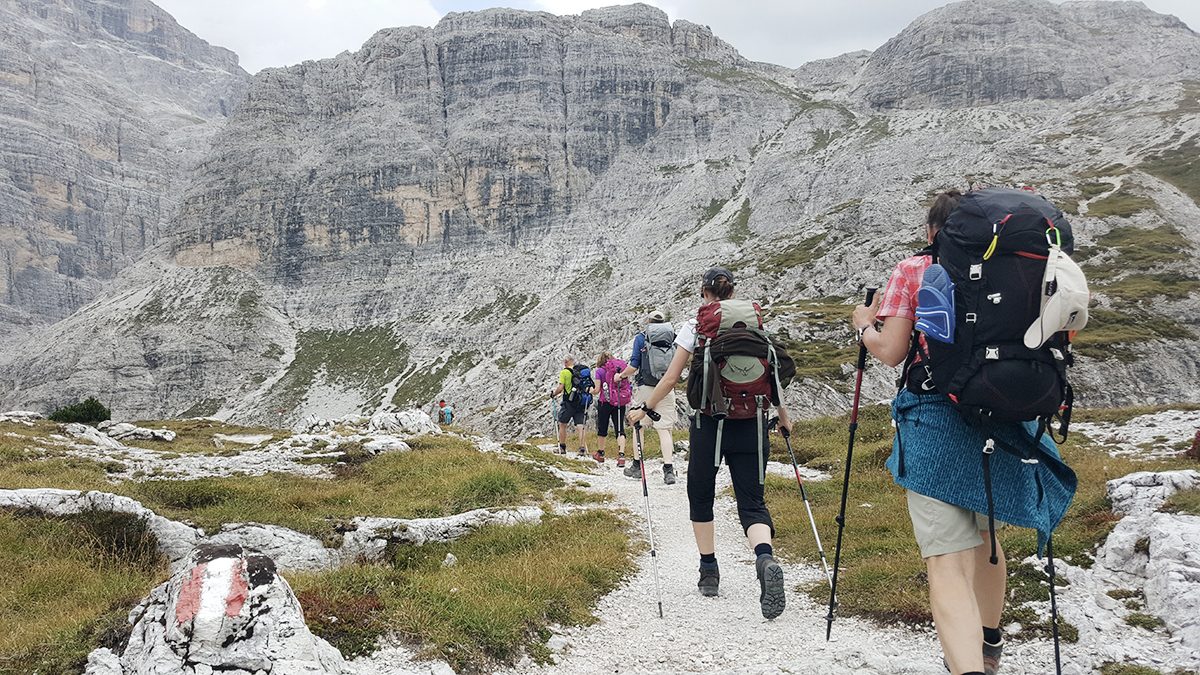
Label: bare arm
xmin=852 ymin=295 xmax=914 ymax=368
xmin=615 ymin=364 xmax=637 ymax=381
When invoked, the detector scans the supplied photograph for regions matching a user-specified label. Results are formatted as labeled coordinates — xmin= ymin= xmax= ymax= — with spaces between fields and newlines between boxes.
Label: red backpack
xmin=686 ymin=299 xmax=795 ymax=420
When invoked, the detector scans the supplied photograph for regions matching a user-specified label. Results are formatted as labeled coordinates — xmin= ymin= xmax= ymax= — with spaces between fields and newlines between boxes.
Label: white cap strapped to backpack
xmin=1023 ymin=246 xmax=1090 ymax=349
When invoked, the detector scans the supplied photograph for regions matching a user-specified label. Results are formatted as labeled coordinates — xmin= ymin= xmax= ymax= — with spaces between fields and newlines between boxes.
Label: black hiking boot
xmin=698 ymin=565 xmax=720 ymax=597
xmin=663 ymin=465 xmax=676 ymax=485
xmin=755 ymin=553 xmax=785 ymax=620
xmin=623 ymin=459 xmax=641 ymax=478
xmin=578 ymin=447 xmax=587 ymax=457
xmin=983 ymin=639 xmax=1003 ymax=675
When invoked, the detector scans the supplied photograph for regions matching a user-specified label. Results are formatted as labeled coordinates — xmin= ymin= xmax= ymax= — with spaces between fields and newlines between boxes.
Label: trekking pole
xmin=769 ymin=418 xmax=833 ymax=588
xmin=635 ymin=418 xmax=665 ymax=618
xmin=825 ymin=287 xmax=877 ymax=641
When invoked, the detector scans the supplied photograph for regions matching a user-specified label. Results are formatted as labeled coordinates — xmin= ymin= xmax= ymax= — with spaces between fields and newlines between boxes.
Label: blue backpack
xmin=569 ymin=365 xmax=594 ymax=408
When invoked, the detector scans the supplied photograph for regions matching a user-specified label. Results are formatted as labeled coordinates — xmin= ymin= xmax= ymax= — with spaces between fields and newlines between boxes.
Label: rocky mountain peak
xmin=7 ymin=0 xmax=241 ymax=74
xmin=857 ymin=0 xmax=1200 ymax=108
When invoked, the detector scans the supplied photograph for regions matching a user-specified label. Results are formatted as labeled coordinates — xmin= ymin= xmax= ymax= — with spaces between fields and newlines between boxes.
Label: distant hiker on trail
xmin=628 ymin=268 xmax=797 ymax=620
xmin=550 ymin=356 xmax=593 ymax=457
xmin=850 ymin=189 xmax=1081 ymax=675
xmin=591 ymin=351 xmax=633 ymax=466
xmin=616 ymin=310 xmax=679 ymax=484
xmin=441 ymin=403 xmax=454 ymax=426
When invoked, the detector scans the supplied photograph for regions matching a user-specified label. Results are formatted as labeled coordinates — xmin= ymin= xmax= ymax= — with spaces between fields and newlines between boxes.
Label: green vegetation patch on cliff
xmin=728 ymin=198 xmax=753 ymax=245
xmin=288 ymin=509 xmax=631 ymax=670
xmin=1082 ymin=225 xmax=1199 ymax=303
xmin=391 ymin=350 xmax=478 ymax=407
xmin=759 ymin=233 xmax=830 ymax=276
xmin=1086 ymin=188 xmax=1156 ymax=218
xmin=1071 ymin=309 xmax=1194 ymax=359
xmin=766 ymin=405 xmax=1195 ymax=636
xmin=463 ymin=289 xmax=541 ymax=325
xmin=1142 ymin=137 xmax=1200 ymax=205
xmin=274 ymin=327 xmax=409 ymax=408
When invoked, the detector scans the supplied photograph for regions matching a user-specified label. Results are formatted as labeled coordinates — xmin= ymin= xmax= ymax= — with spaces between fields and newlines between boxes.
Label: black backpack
xmin=906 ymin=187 xmax=1075 ymax=436
xmin=569 ymin=364 xmax=595 ymax=408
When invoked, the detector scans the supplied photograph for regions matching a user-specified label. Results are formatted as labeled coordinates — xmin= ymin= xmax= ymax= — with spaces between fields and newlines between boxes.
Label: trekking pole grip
xmin=855 ymin=287 xmax=878 ymax=370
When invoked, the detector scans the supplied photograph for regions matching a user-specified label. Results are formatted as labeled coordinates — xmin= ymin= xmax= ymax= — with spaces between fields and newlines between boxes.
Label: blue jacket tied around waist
xmin=888 ymin=389 xmax=1077 ymax=554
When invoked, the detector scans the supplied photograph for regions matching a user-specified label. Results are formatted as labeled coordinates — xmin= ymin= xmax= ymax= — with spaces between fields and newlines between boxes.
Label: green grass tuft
xmin=1160 ymin=489 xmax=1200 ymax=515
xmin=1124 ymin=612 xmax=1166 ymax=630
xmin=0 ymin=511 xmax=166 ymax=672
xmin=288 ymin=510 xmax=632 ymax=670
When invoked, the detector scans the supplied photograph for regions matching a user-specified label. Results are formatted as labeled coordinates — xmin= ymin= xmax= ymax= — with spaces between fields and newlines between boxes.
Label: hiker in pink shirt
xmin=591 ymin=351 xmax=633 ymax=465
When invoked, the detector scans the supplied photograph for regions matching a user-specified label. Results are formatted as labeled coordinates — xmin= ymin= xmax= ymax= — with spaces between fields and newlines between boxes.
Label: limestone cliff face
xmin=170 ymin=4 xmax=746 ymax=283
xmin=2 ymin=0 xmax=1200 ymax=434
xmin=0 ymin=0 xmax=246 ymax=330
xmin=856 ymin=0 xmax=1200 ymax=108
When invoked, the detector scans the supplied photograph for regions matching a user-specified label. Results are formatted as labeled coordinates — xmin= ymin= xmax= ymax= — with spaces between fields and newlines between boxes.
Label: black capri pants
xmin=596 ymin=401 xmax=626 ymax=437
xmin=687 ymin=413 xmax=774 ymax=535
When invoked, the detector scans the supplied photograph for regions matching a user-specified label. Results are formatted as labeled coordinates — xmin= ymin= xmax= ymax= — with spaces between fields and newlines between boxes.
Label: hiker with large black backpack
xmin=848 ymin=189 xmax=1085 ymax=675
xmin=616 ymin=310 xmax=680 ymax=484
xmin=549 ymin=355 xmax=594 ymax=457
xmin=628 ymin=267 xmax=798 ymax=620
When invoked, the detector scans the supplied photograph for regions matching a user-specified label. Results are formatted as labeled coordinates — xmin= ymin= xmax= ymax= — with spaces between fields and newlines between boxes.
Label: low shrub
xmin=48 ymin=397 xmax=111 ymax=425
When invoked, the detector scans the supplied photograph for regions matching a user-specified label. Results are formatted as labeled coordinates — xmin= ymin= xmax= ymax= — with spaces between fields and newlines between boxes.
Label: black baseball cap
xmin=702 ymin=267 xmax=734 ymax=287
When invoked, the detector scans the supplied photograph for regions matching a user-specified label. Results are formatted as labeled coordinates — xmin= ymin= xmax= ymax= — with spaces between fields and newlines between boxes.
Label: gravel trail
xmin=502 ymin=453 xmax=1074 ymax=675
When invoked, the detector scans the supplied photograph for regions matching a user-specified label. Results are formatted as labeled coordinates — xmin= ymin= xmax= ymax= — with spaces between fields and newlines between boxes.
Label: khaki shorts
xmin=633 ymin=385 xmax=677 ymax=429
xmin=906 ymin=490 xmax=1005 ymax=558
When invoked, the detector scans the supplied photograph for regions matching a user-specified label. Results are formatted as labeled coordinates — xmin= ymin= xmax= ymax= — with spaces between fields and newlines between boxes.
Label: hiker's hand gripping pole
xmin=826 ymin=287 xmax=877 ymax=641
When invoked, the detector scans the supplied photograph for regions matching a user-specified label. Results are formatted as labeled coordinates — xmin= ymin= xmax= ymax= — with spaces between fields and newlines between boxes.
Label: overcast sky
xmin=154 ymin=0 xmax=1200 ymax=74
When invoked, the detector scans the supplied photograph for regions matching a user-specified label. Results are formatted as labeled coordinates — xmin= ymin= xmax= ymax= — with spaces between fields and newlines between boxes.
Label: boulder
xmin=369 ymin=410 xmax=439 ymax=436
xmin=342 ymin=506 xmax=543 ymax=561
xmin=100 ymin=421 xmax=177 ymax=442
xmin=0 ymin=410 xmax=44 ymax=425
xmin=64 ymin=423 xmax=126 ymax=449
xmin=363 ymin=436 xmax=411 ymax=454
xmin=86 ymin=545 xmax=348 ymax=674
xmin=208 ymin=523 xmax=337 ymax=570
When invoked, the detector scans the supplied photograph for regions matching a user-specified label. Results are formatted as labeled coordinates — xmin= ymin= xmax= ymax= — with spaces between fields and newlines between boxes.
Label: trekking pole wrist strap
xmin=633 ymin=404 xmax=662 ymax=421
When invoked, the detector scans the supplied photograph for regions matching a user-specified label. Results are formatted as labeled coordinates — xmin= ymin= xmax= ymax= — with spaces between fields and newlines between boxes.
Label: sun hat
xmin=1024 ymin=248 xmax=1090 ymax=349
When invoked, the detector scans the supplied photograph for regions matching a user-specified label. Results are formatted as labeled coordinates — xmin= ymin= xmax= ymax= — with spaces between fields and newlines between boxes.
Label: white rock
xmin=369 ymin=410 xmax=439 ymax=435
xmin=64 ymin=423 xmax=126 ymax=449
xmin=342 ymin=507 xmax=543 ymax=560
xmin=105 ymin=545 xmax=350 ymax=674
xmin=442 ymin=553 xmax=458 ymax=567
xmin=103 ymin=422 xmax=177 ymax=442
xmin=209 ymin=523 xmax=337 ymax=571
xmin=0 ymin=410 xmax=44 ymax=425
xmin=363 ymin=436 xmax=411 ymax=454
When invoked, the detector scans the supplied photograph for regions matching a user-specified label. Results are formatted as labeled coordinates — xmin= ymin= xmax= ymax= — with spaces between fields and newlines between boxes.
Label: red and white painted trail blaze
xmin=175 ymin=557 xmax=249 ymax=626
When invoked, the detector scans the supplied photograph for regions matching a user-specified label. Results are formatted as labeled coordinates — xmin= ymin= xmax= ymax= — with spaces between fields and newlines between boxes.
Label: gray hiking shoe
xmin=755 ymin=553 xmax=785 ymax=620
xmin=663 ymin=465 xmax=676 ymax=485
xmin=623 ymin=459 xmax=640 ymax=478
xmin=983 ymin=639 xmax=1003 ymax=675
xmin=698 ymin=565 xmax=719 ymax=597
